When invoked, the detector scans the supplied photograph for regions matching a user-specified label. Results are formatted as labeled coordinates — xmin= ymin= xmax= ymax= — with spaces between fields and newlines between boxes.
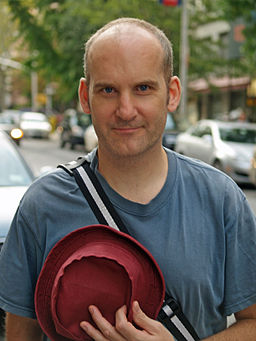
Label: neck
xmin=97 ymin=146 xmax=168 ymax=204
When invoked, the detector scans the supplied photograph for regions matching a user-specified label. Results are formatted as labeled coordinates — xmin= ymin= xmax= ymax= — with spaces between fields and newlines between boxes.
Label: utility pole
xmin=179 ymin=0 xmax=189 ymax=129
xmin=0 ymin=57 xmax=38 ymax=111
xmin=0 ymin=67 xmax=4 ymax=111
xmin=31 ymin=71 xmax=38 ymax=112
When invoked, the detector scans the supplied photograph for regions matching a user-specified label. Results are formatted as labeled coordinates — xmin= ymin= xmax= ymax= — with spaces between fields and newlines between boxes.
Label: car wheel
xmin=0 ymin=309 xmax=5 ymax=336
xmin=60 ymin=139 xmax=66 ymax=148
xmin=213 ymin=160 xmax=223 ymax=171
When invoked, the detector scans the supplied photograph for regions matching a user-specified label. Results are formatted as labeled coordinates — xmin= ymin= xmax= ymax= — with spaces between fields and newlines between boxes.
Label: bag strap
xmin=58 ymin=159 xmax=200 ymax=341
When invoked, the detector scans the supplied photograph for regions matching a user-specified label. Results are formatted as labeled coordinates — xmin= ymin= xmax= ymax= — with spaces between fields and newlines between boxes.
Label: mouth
xmin=113 ymin=126 xmax=141 ymax=134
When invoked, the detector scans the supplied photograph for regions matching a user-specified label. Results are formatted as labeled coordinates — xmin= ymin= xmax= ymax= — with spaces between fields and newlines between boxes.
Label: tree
xmin=217 ymin=0 xmax=256 ymax=77
xmin=6 ymin=0 xmax=228 ymax=108
xmin=0 ymin=3 xmax=31 ymax=110
xmin=6 ymin=0 xmax=181 ymax=107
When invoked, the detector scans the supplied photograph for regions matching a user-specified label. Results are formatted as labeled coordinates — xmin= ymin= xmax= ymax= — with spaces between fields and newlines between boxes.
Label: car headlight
xmin=10 ymin=128 xmax=23 ymax=140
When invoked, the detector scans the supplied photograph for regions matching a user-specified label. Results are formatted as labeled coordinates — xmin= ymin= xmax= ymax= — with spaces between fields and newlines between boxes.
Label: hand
xmin=80 ymin=301 xmax=174 ymax=341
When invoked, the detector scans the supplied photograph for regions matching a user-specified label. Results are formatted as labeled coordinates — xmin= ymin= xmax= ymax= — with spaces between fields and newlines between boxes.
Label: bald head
xmin=83 ymin=18 xmax=173 ymax=86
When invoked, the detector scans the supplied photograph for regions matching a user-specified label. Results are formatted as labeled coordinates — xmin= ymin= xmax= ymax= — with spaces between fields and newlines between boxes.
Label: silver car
xmin=0 ymin=130 xmax=34 ymax=249
xmin=175 ymin=120 xmax=256 ymax=185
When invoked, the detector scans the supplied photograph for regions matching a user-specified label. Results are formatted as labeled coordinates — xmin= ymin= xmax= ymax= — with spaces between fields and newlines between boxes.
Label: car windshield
xmin=21 ymin=113 xmax=47 ymax=122
xmin=77 ymin=114 xmax=91 ymax=128
xmin=219 ymin=127 xmax=256 ymax=144
xmin=0 ymin=137 xmax=33 ymax=186
xmin=165 ymin=113 xmax=177 ymax=130
xmin=0 ymin=115 xmax=15 ymax=124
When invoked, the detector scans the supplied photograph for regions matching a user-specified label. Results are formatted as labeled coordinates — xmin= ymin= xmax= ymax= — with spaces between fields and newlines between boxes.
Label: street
xmin=19 ymin=135 xmax=256 ymax=215
xmin=19 ymin=134 xmax=83 ymax=177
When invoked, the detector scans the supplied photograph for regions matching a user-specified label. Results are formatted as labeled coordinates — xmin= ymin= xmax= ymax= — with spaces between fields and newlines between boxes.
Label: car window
xmin=191 ymin=124 xmax=211 ymax=138
xmin=165 ymin=113 xmax=177 ymax=130
xmin=199 ymin=126 xmax=212 ymax=137
xmin=0 ymin=139 xmax=33 ymax=186
xmin=70 ymin=116 xmax=78 ymax=126
xmin=219 ymin=127 xmax=256 ymax=143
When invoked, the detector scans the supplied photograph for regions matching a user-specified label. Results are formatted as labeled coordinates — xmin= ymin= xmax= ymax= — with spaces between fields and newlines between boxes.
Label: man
xmin=0 ymin=18 xmax=255 ymax=341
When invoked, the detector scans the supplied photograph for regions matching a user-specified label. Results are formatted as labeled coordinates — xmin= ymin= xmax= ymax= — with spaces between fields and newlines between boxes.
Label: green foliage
xmin=6 ymin=0 xmax=183 ymax=105
xmin=8 ymin=0 xmax=252 ymax=107
xmin=0 ymin=3 xmax=17 ymax=54
xmin=217 ymin=0 xmax=256 ymax=76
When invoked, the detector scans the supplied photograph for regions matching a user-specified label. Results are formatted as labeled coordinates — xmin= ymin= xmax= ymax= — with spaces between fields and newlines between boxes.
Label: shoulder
xmin=171 ymin=150 xmax=243 ymax=189
xmin=18 ymin=167 xmax=77 ymax=215
xmin=166 ymin=149 xmax=247 ymax=209
xmin=21 ymin=149 xmax=97 ymax=202
xmin=27 ymin=167 xmax=75 ymax=194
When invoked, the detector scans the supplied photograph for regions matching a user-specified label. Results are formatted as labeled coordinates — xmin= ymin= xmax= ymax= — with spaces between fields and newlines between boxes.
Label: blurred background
xmin=0 ymin=1 xmax=256 ymax=335
xmin=0 ymin=0 xmax=256 ymax=192
xmin=1 ymin=0 xmax=256 ymax=126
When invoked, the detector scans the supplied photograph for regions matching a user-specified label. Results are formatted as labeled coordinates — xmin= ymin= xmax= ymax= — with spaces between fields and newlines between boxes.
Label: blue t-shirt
xmin=0 ymin=149 xmax=255 ymax=340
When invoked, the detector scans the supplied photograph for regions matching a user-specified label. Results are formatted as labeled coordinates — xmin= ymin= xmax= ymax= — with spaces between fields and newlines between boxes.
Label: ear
xmin=167 ymin=76 xmax=181 ymax=112
xmin=79 ymin=78 xmax=91 ymax=114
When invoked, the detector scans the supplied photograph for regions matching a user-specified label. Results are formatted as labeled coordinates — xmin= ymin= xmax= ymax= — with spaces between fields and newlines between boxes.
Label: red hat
xmin=35 ymin=225 xmax=165 ymax=341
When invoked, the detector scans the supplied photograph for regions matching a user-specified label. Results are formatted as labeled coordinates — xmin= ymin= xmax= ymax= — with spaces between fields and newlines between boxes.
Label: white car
xmin=84 ymin=124 xmax=98 ymax=152
xmin=20 ymin=112 xmax=52 ymax=138
xmin=175 ymin=120 xmax=256 ymax=185
xmin=249 ymin=146 xmax=256 ymax=187
xmin=0 ymin=131 xmax=34 ymax=249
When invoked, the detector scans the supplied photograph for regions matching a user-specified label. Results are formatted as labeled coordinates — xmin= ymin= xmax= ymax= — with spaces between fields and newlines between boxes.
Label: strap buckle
xmin=162 ymin=297 xmax=181 ymax=319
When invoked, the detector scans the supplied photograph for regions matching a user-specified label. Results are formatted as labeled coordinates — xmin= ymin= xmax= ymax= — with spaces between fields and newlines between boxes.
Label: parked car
xmin=162 ymin=112 xmax=180 ymax=150
xmin=0 ymin=109 xmax=22 ymax=124
xmin=19 ymin=112 xmax=51 ymax=138
xmin=0 ymin=111 xmax=23 ymax=145
xmin=84 ymin=124 xmax=98 ymax=152
xmin=249 ymin=146 xmax=256 ymax=187
xmin=0 ymin=130 xmax=35 ymax=335
xmin=175 ymin=119 xmax=256 ymax=185
xmin=0 ymin=130 xmax=34 ymax=250
xmin=59 ymin=110 xmax=91 ymax=150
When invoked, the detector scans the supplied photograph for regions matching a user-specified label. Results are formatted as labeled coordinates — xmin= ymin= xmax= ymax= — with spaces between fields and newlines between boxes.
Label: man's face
xmin=85 ymin=27 xmax=172 ymax=159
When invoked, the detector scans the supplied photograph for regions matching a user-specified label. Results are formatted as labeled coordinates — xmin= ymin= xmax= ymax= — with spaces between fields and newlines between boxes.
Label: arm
xmin=203 ymin=303 xmax=256 ymax=340
xmin=5 ymin=312 xmax=44 ymax=341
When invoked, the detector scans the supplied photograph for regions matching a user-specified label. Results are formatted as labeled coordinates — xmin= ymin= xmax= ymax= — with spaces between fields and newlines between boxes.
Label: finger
xmin=115 ymin=305 xmax=127 ymax=321
xmin=80 ymin=321 xmax=108 ymax=341
xmin=132 ymin=302 xmax=174 ymax=341
xmin=132 ymin=301 xmax=163 ymax=334
xmin=115 ymin=304 xmax=149 ymax=340
xmin=89 ymin=305 xmax=126 ymax=341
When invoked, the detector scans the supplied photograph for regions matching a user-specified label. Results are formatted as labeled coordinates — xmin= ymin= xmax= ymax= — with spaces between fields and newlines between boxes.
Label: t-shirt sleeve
xmin=223 ymin=183 xmax=256 ymax=316
xmin=0 ymin=205 xmax=42 ymax=318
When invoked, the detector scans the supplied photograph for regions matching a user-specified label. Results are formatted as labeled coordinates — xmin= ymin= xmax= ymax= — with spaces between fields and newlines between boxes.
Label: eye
xmin=103 ymin=87 xmax=114 ymax=94
xmin=137 ymin=84 xmax=149 ymax=91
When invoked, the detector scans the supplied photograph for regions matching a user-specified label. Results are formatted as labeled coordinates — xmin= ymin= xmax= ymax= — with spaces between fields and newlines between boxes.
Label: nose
xmin=116 ymin=91 xmax=136 ymax=121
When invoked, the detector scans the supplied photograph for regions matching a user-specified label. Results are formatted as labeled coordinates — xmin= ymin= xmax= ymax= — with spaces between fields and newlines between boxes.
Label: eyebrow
xmin=93 ymin=80 xmax=160 ymax=91
xmin=136 ymin=80 xmax=160 ymax=89
xmin=93 ymin=82 xmax=115 ymax=91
